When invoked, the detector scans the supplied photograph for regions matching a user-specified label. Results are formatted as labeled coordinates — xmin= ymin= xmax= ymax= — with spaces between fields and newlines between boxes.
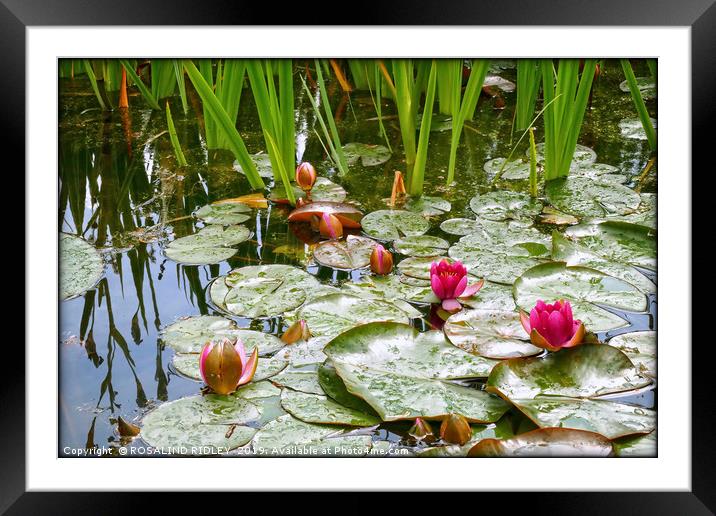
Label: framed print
xmin=8 ymin=0 xmax=710 ymax=512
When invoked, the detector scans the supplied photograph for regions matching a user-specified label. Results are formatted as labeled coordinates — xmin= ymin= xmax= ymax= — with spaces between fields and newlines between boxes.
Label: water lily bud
xmin=295 ymin=162 xmax=317 ymax=192
xmin=199 ymin=338 xmax=258 ymax=395
xmin=370 ymin=244 xmax=393 ymax=275
xmin=519 ymin=299 xmax=586 ymax=352
xmin=440 ymin=414 xmax=471 ymax=445
xmin=408 ymin=417 xmax=435 ymax=443
xmin=281 ymin=320 xmax=311 ymax=344
xmin=319 ymin=212 xmax=343 ymax=239
xmin=117 ymin=416 xmax=140 ymax=437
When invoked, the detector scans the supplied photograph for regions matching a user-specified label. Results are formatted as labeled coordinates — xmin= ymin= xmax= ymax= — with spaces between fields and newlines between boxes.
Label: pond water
xmin=59 ymin=59 xmax=656 ymax=456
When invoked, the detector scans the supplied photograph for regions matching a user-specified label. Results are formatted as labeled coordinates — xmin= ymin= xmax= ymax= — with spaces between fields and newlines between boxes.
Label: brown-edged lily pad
xmin=287 ymin=201 xmax=363 ymax=228
xmin=312 ymin=235 xmax=378 ymax=270
xmin=468 ymin=427 xmax=614 ymax=457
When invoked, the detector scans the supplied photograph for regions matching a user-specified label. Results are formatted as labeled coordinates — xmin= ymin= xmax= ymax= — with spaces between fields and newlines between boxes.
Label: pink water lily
xmin=199 ymin=338 xmax=258 ymax=395
xmin=430 ymin=259 xmax=484 ymax=312
xmin=370 ymin=244 xmax=393 ymax=275
xmin=519 ymin=299 xmax=586 ymax=352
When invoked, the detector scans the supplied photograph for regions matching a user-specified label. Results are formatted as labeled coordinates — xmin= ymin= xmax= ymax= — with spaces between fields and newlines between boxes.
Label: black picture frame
xmin=8 ymin=0 xmax=708 ymax=512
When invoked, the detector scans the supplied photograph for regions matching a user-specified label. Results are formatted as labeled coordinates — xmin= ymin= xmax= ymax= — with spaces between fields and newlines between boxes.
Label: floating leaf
xmin=404 ymin=196 xmax=452 ymax=216
xmin=60 ymin=233 xmax=104 ymax=300
xmin=530 ymin=143 xmax=597 ymax=169
xmin=270 ymin=370 xmax=324 ymax=395
xmin=571 ymin=163 xmax=628 ymax=184
xmin=361 ymin=210 xmax=430 ymax=241
xmin=564 ymin=221 xmax=656 ymax=271
xmin=602 ymin=193 xmax=656 ymax=229
xmin=234 ymin=152 xmax=274 ymax=178
xmin=456 ymin=220 xmax=551 ymax=251
xmin=440 ymin=218 xmax=483 ymax=236
xmin=281 ymin=390 xmax=381 ymax=427
xmin=194 ymin=202 xmax=251 ymax=225
xmin=342 ymin=142 xmax=391 ymax=167
xmin=172 ymin=352 xmax=288 ymax=382
xmin=608 ymin=331 xmax=656 ymax=378
xmin=394 ymin=235 xmax=449 ymax=257
xmin=210 ymin=265 xmax=322 ymax=318
xmin=342 ymin=274 xmax=436 ymax=306
xmin=483 ymin=158 xmax=530 ymax=180
xmin=277 ymin=336 xmax=331 ymax=367
xmin=546 ymin=177 xmax=641 ymax=218
xmin=397 ymin=256 xmax=450 ymax=280
xmin=287 ymin=201 xmax=363 ymax=228
xmin=318 ymin=362 xmax=378 ymax=414
xmin=468 ymin=427 xmax=613 ymax=457
xmin=613 ymin=430 xmax=656 ymax=457
xmin=469 ymin=191 xmax=542 ymax=222
xmin=513 ymin=397 xmax=655 ymax=439
xmin=160 ymin=315 xmax=284 ymax=354
xmin=444 ymin=309 xmax=542 ymax=359
xmin=487 ymin=344 xmax=651 ymax=400
xmin=449 ymin=239 xmax=545 ymax=285
xmin=459 ymin=281 xmax=517 ymax=311
xmin=619 ymin=76 xmax=656 ymax=100
xmin=298 ymin=293 xmax=411 ymax=339
xmin=484 ymin=75 xmax=516 ymax=92
xmin=539 ymin=206 xmax=579 ymax=226
xmin=513 ymin=262 xmax=647 ymax=331
xmin=165 ymin=225 xmax=250 ymax=265
xmin=312 ymin=235 xmax=378 ymax=270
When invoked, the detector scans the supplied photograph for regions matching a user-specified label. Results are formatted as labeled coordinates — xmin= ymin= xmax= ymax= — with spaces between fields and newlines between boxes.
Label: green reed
xmin=515 ymin=59 xmax=541 ymax=131
xmin=620 ymin=59 xmax=657 ymax=151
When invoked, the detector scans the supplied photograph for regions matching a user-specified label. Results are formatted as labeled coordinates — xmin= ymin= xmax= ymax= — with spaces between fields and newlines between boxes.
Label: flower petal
xmin=234 ymin=339 xmax=247 ymax=365
xmin=530 ymin=329 xmax=560 ymax=352
xmin=547 ymin=310 xmax=568 ymax=346
xmin=460 ymin=278 xmax=485 ymax=298
xmin=562 ymin=322 xmax=586 ymax=348
xmin=431 ymin=274 xmax=446 ymax=299
xmin=442 ymin=298 xmax=462 ymax=312
xmin=237 ymin=348 xmax=259 ymax=386
xmin=453 ymin=275 xmax=468 ymax=298
xmin=519 ymin=310 xmax=532 ymax=335
xmin=199 ymin=342 xmax=214 ymax=384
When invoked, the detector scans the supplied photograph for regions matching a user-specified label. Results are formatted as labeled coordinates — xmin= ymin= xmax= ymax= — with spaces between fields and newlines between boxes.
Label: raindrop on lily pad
xmin=404 ymin=196 xmax=452 ymax=217
xmin=60 ymin=233 xmax=105 ymax=301
xmin=564 ymin=221 xmax=656 ymax=271
xmin=394 ymin=235 xmax=449 ymax=257
xmin=361 ymin=209 xmax=430 ymax=242
xmin=280 ymin=389 xmax=381 ymax=427
xmin=469 ymin=191 xmax=542 ymax=223
xmin=545 ymin=177 xmax=640 ymax=218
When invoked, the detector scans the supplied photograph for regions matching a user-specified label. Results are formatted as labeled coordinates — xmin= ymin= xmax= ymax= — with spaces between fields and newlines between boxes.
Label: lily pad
xmin=613 ymin=430 xmax=656 ymax=457
xmin=172 ymin=352 xmax=288 ymax=381
xmin=234 ymin=152 xmax=274 ymax=178
xmin=539 ymin=207 xmax=579 ymax=226
xmin=277 ymin=336 xmax=331 ymax=367
xmin=448 ymin=239 xmax=545 ymax=285
xmin=513 ymin=397 xmax=655 ymax=439
xmin=210 ymin=265 xmax=322 ymax=318
xmin=342 ymin=274 xmax=436 ymax=306
xmin=469 ymin=191 xmax=543 ymax=223
xmin=280 ymin=390 xmax=381 ymax=427
xmin=270 ymin=370 xmax=324 ymax=395
xmin=483 ymin=158 xmax=530 ymax=180
xmin=397 ymin=256 xmax=450 ymax=280
xmin=318 ymin=362 xmax=378 ymax=414
xmin=312 ymin=235 xmax=378 ymax=270
xmin=394 ymin=235 xmax=449 ymax=257
xmin=361 ymin=210 xmax=430 ymax=241
xmin=460 ymin=281 xmax=516 ymax=311
xmin=546 ymin=177 xmax=641 ymax=218
xmin=251 ymin=414 xmax=373 ymax=456
xmin=513 ymin=262 xmax=647 ymax=331
xmin=619 ymin=117 xmax=657 ymax=140
xmin=564 ymin=221 xmax=656 ymax=271
xmin=440 ymin=218 xmax=483 ymax=236
xmin=619 ymin=76 xmax=656 ymax=100
xmin=530 ymin=143 xmax=597 ymax=169
xmin=487 ymin=344 xmax=652 ymax=400
xmin=484 ymin=75 xmax=516 ymax=92
xmin=404 ymin=196 xmax=452 ymax=216
xmin=60 ymin=233 xmax=104 ymax=300
xmin=608 ymin=331 xmax=656 ymax=378
xmin=444 ymin=309 xmax=542 ymax=359
xmin=456 ymin=220 xmax=551 ymax=252
xmin=297 ymin=293 xmax=411 ymax=339
xmin=342 ymin=142 xmax=391 ymax=167
xmin=602 ymin=193 xmax=656 ymax=229
xmin=165 ymin=225 xmax=250 ymax=265
xmin=194 ymin=202 xmax=251 ymax=225
xmin=160 ymin=315 xmax=285 ymax=354
xmin=571 ymin=163 xmax=628 ymax=185
xmin=468 ymin=427 xmax=614 ymax=457
xmin=287 ymin=201 xmax=363 ymax=228
xmin=552 ymin=231 xmax=655 ymax=294
xmin=269 ymin=177 xmax=347 ymax=203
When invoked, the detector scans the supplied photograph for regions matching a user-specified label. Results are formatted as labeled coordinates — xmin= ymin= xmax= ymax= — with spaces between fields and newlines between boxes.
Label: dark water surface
xmin=58 ymin=60 xmax=656 ymax=454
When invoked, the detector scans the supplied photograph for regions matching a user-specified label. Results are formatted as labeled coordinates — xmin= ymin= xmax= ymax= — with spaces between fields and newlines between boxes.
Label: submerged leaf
xmin=60 ymin=233 xmax=105 ymax=300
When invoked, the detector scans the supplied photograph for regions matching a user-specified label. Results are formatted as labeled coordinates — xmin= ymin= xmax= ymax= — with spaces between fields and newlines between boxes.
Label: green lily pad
xmin=318 ymin=362 xmax=378 ymax=414
xmin=361 ymin=210 xmax=430 ymax=241
xmin=530 ymin=143 xmax=597 ymax=169
xmin=484 ymin=74 xmax=515 ymax=92
xmin=210 ymin=265 xmax=321 ymax=318
xmin=342 ymin=274 xmax=436 ymax=306
xmin=469 ymin=191 xmax=543 ymax=223
xmin=444 ymin=309 xmax=542 ymax=359
xmin=539 ymin=207 xmax=580 ymax=226
xmin=552 ymin=231 xmax=655 ymax=294
xmin=546 ymin=177 xmax=641 ymax=218
xmin=172 ymin=352 xmax=288 ymax=382
xmin=397 ymin=256 xmax=450 ymax=280
xmin=394 ymin=235 xmax=449 ymax=257
xmin=513 ymin=397 xmax=655 ymax=439
xmin=619 ymin=77 xmax=656 ymax=100
xmin=325 ymin=322 xmax=498 ymax=380
xmin=404 ymin=196 xmax=452 ymax=216
xmin=571 ymin=163 xmax=628 ymax=185
xmin=280 ymin=389 xmax=381 ymax=427
xmin=269 ymin=177 xmax=347 ymax=203
xmin=484 ymin=158 xmax=531 ymax=180
xmin=449 ymin=239 xmax=545 ymax=285
xmin=564 ymin=221 xmax=656 ymax=271
xmin=251 ymin=414 xmax=373 ymax=456
xmin=160 ymin=315 xmax=285 ymax=354
xmin=460 ymin=281 xmax=516 ymax=311
xmin=440 ymin=218 xmax=483 ymax=236
xmin=513 ymin=262 xmax=647 ymax=331
xmin=457 ymin=220 xmax=551 ymax=252
xmin=487 ymin=344 xmax=652 ymax=400
xmin=60 ymin=233 xmax=105 ymax=300
xmin=468 ymin=427 xmax=614 ymax=457
xmin=342 ymin=142 xmax=391 ymax=167
xmin=277 ymin=336 xmax=331 ymax=367
xmin=613 ymin=430 xmax=656 ymax=457
xmin=312 ymin=235 xmax=378 ymax=270
xmin=234 ymin=152 xmax=274 ymax=178
xmin=165 ymin=225 xmax=250 ymax=265
xmin=194 ymin=202 xmax=251 ymax=225
xmin=608 ymin=331 xmax=656 ymax=378
xmin=270 ymin=370 xmax=324 ymax=395
xmin=297 ymin=293 xmax=411 ymax=339
xmin=602 ymin=193 xmax=656 ymax=229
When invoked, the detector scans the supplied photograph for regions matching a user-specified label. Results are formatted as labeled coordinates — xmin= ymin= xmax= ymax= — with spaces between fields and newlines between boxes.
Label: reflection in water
xmin=58 ymin=61 xmax=656 ymax=454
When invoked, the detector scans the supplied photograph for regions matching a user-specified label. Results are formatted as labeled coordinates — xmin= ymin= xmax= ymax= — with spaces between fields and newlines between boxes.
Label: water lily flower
xmin=408 ymin=417 xmax=435 ymax=443
xmin=199 ymin=338 xmax=258 ymax=395
xmin=370 ymin=244 xmax=393 ymax=275
xmin=519 ymin=299 xmax=586 ymax=352
xmin=319 ymin=212 xmax=343 ymax=239
xmin=430 ymin=259 xmax=484 ymax=312
xmin=439 ymin=414 xmax=472 ymax=445
xmin=281 ymin=319 xmax=311 ymax=344
xmin=295 ymin=162 xmax=317 ymax=192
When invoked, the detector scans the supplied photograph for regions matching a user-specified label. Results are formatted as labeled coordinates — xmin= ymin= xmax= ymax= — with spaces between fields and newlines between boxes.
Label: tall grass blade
xmin=119 ymin=59 xmax=161 ymax=110
xmin=515 ymin=59 xmax=541 ymax=131
xmin=314 ymin=59 xmax=349 ymax=175
xmin=83 ymin=59 xmax=106 ymax=110
xmin=528 ymin=127 xmax=538 ymax=197
xmin=300 ymin=75 xmax=344 ymax=175
xmin=172 ymin=60 xmax=189 ymax=114
xmin=620 ymin=59 xmax=657 ymax=150
xmin=410 ymin=60 xmax=438 ymax=196
xmin=166 ymin=102 xmax=188 ymax=167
